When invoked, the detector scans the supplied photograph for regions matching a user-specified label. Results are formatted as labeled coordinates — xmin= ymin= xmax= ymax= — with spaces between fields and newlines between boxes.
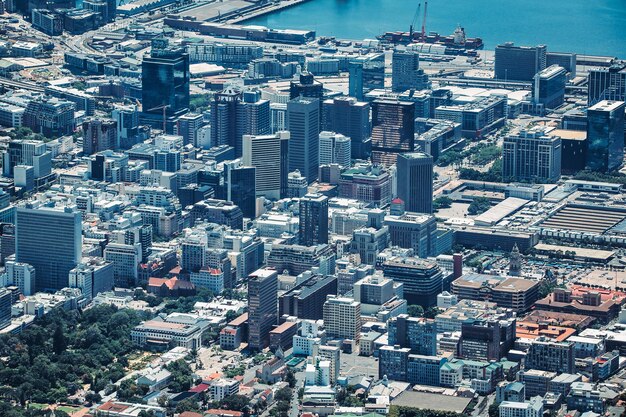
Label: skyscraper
xmin=211 ymin=88 xmax=241 ymax=154
xmin=176 ymin=112 xmax=205 ymax=146
xmin=323 ymin=295 xmax=361 ymax=340
xmin=242 ymin=132 xmax=290 ymax=200
xmin=236 ymin=90 xmax=271 ymax=156
xmin=322 ymin=97 xmax=371 ymax=159
xmin=502 ymin=128 xmax=562 ymax=182
xmin=141 ymin=42 xmax=190 ymax=130
xmin=371 ymin=99 xmax=415 ymax=166
xmin=532 ymin=65 xmax=567 ymax=114
xmin=495 ymin=42 xmax=547 ymax=81
xmin=392 ymin=48 xmax=430 ymax=92
xmin=587 ymin=61 xmax=626 ymax=106
xmin=111 ymin=103 xmax=139 ymax=148
xmin=585 ymin=100 xmax=625 ymax=172
xmin=396 ymin=152 xmax=433 ymax=214
xmin=289 ymin=71 xmax=323 ymax=100
xmin=299 ymin=193 xmax=329 ymax=246
xmin=248 ymin=268 xmax=278 ymax=350
xmin=319 ymin=131 xmax=351 ymax=168
xmin=16 ymin=202 xmax=82 ymax=292
xmin=224 ymin=160 xmax=256 ymax=219
xmin=287 ymin=97 xmax=320 ymax=183
xmin=82 ymin=118 xmax=118 ymax=155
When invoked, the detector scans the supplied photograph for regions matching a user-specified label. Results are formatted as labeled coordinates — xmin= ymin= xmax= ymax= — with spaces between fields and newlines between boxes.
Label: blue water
xmin=245 ymin=0 xmax=626 ymax=57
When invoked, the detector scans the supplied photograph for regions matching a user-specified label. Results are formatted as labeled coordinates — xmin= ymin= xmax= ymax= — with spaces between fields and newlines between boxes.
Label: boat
xmin=378 ymin=25 xmax=484 ymax=51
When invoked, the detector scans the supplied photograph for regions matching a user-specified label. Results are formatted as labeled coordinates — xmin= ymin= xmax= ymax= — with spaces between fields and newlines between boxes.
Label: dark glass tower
xmin=371 ymin=99 xmax=415 ymax=166
xmin=224 ymin=161 xmax=256 ymax=219
xmin=397 ymin=152 xmax=433 ymax=214
xmin=299 ymin=193 xmax=329 ymax=246
xmin=494 ymin=42 xmax=547 ymax=81
xmin=289 ymin=71 xmax=323 ymax=100
xmin=141 ymin=43 xmax=190 ymax=129
xmin=322 ymin=97 xmax=371 ymax=159
xmin=585 ymin=100 xmax=625 ymax=172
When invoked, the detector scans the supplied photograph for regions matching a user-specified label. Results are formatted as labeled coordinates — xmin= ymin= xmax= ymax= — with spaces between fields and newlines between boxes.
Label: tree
xmin=284 ymin=369 xmax=297 ymax=388
xmin=488 ymin=402 xmax=500 ymax=417
xmin=468 ymin=197 xmax=492 ymax=215
xmin=175 ymin=398 xmax=201 ymax=414
xmin=275 ymin=387 xmax=292 ymax=402
xmin=220 ymin=394 xmax=251 ymax=412
xmin=85 ymin=391 xmax=102 ymax=404
xmin=433 ymin=196 xmax=452 ymax=211
xmin=407 ymin=305 xmax=424 ymax=318
xmin=53 ymin=325 xmax=67 ymax=355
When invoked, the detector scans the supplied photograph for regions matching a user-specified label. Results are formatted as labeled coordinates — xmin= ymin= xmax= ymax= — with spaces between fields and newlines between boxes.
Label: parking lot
xmin=339 ymin=352 xmax=379 ymax=380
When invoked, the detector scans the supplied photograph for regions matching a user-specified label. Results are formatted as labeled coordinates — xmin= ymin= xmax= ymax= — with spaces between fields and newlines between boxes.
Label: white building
xmin=499 ymin=397 xmax=544 ymax=417
xmin=319 ymin=131 xmax=351 ymax=168
xmin=322 ymin=295 xmax=361 ymax=340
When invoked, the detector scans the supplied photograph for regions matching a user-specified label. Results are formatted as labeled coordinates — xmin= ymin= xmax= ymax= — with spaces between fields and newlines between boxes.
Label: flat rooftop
xmin=540 ymin=204 xmax=626 ymax=234
xmin=391 ymin=391 xmax=472 ymax=414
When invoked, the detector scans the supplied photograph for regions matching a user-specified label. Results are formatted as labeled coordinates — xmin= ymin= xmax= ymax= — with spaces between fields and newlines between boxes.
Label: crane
xmin=409 ymin=2 xmax=421 ymax=39
xmin=421 ymin=0 xmax=428 ymax=42
xmin=147 ymin=104 xmax=170 ymax=132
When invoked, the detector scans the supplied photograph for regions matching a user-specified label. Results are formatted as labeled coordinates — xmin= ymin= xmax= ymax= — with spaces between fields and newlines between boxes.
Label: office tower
xmin=371 ymin=99 xmax=415 ymax=166
xmin=242 ymin=132 xmax=290 ymax=200
xmin=322 ymin=97 xmax=371 ymax=159
xmin=299 ymin=193 xmax=329 ymax=246
xmin=211 ymin=88 xmax=241 ymax=153
xmin=494 ymin=42 xmax=547 ymax=81
xmin=248 ymin=268 xmax=279 ymax=350
xmin=323 ymin=295 xmax=361 ymax=340
xmin=338 ymin=162 xmax=393 ymax=207
xmin=386 ymin=213 xmax=437 ymax=258
xmin=267 ymin=243 xmax=336 ymax=276
xmin=16 ymin=202 xmax=82 ymax=292
xmin=532 ymin=65 xmax=567 ymax=113
xmin=236 ymin=90 xmax=271 ymax=152
xmin=141 ymin=44 xmax=190 ymax=129
xmin=176 ymin=112 xmax=204 ymax=146
xmin=289 ymin=71 xmax=323 ymax=100
xmin=82 ymin=118 xmax=118 ymax=155
xmin=396 ymin=152 xmax=433 ymax=214
xmin=224 ymin=160 xmax=256 ymax=218
xmin=2 ymin=139 xmax=52 ymax=178
xmin=378 ymin=345 xmax=410 ymax=382
xmin=104 ymin=242 xmax=141 ymax=288
xmin=287 ymin=97 xmax=320 ymax=183
xmin=587 ymin=61 xmax=626 ymax=106
xmin=287 ymin=170 xmax=308 ymax=198
xmin=111 ymin=104 xmax=139 ymax=148
xmin=388 ymin=314 xmax=437 ymax=355
xmin=348 ymin=53 xmax=385 ymax=100
xmin=392 ymin=48 xmax=429 ymax=92
xmin=382 ymin=255 xmax=444 ymax=306
xmin=5 ymin=261 xmax=36 ymax=296
xmin=525 ymin=338 xmax=575 ymax=373
xmin=68 ymin=258 xmax=114 ymax=300
xmin=319 ymin=131 xmax=351 ymax=168
xmin=585 ymin=100 xmax=625 ymax=172
xmin=279 ymin=273 xmax=338 ymax=320
xmin=460 ymin=320 xmax=506 ymax=361
xmin=22 ymin=96 xmax=75 ymax=137
xmin=502 ymin=128 xmax=562 ymax=182
xmin=270 ymin=102 xmax=287 ymax=134
xmin=14 ymin=165 xmax=34 ymax=191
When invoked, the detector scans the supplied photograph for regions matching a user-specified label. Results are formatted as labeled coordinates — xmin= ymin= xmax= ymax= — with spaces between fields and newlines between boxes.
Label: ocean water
xmin=244 ymin=0 xmax=626 ymax=57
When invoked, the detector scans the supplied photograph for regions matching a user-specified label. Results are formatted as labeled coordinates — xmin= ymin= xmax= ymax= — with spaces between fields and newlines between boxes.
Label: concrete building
xmin=248 ymin=268 xmax=278 ymax=350
xmin=502 ymin=128 xmax=562 ymax=183
xmin=242 ymin=132 xmax=290 ymax=200
xmin=396 ymin=152 xmax=433 ymax=214
xmin=323 ymin=295 xmax=361 ymax=341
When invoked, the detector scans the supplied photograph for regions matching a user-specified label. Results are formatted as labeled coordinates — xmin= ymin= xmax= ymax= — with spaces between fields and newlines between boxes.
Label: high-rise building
xmin=587 ymin=61 xmax=626 ymax=106
xmin=319 ymin=131 xmax=351 ymax=168
xmin=141 ymin=43 xmax=190 ymax=129
xmin=68 ymin=258 xmax=114 ymax=301
xmin=378 ymin=345 xmax=410 ymax=382
xmin=279 ymin=272 xmax=337 ymax=320
xmin=16 ymin=202 xmax=82 ymax=292
xmin=371 ymin=99 xmax=415 ymax=166
xmin=502 ymin=128 xmax=562 ymax=182
xmin=382 ymin=255 xmax=444 ymax=306
xmin=248 ymin=268 xmax=278 ymax=350
xmin=224 ymin=160 xmax=256 ymax=219
xmin=396 ymin=152 xmax=433 ymax=214
xmin=525 ymin=338 xmax=575 ymax=374
xmin=242 ymin=132 xmax=290 ymax=200
xmin=22 ymin=96 xmax=75 ymax=137
xmin=0 ymin=288 xmax=11 ymax=330
xmin=104 ymin=242 xmax=142 ymax=288
xmin=532 ymin=65 xmax=567 ymax=113
xmin=348 ymin=53 xmax=385 ymax=100
xmin=385 ymin=213 xmax=437 ymax=258
xmin=2 ymin=139 xmax=52 ymax=178
xmin=460 ymin=319 xmax=516 ymax=361
xmin=287 ymin=97 xmax=320 ymax=183
xmin=299 ymin=193 xmax=329 ymax=246
xmin=585 ymin=100 xmax=625 ymax=172
xmin=388 ymin=314 xmax=437 ymax=355
xmin=82 ymin=118 xmax=118 ymax=155
xmin=289 ymin=71 xmax=323 ymax=100
xmin=392 ymin=48 xmax=430 ymax=92
xmin=323 ymin=295 xmax=361 ymax=340
xmin=176 ymin=112 xmax=205 ymax=146
xmin=494 ymin=42 xmax=547 ymax=81
xmin=211 ymin=88 xmax=241 ymax=153
xmin=322 ymin=97 xmax=371 ymax=159
xmin=111 ymin=104 xmax=139 ymax=147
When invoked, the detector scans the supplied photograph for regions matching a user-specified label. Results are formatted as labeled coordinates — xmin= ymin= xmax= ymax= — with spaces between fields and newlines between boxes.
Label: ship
xmin=378 ymin=25 xmax=484 ymax=51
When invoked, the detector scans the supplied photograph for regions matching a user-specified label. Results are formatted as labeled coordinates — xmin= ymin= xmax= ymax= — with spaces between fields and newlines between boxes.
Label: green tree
xmin=468 ymin=197 xmax=492 ymax=215
xmin=433 ymin=196 xmax=453 ymax=211
xmin=407 ymin=305 xmax=424 ymax=317
xmin=52 ymin=325 xmax=67 ymax=355
xmin=488 ymin=402 xmax=500 ymax=417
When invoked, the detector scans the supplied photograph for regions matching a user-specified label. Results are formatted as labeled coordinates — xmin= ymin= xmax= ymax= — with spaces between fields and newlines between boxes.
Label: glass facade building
xmin=371 ymin=99 xmax=415 ymax=166
xmin=141 ymin=47 xmax=190 ymax=119
xmin=585 ymin=100 xmax=625 ymax=172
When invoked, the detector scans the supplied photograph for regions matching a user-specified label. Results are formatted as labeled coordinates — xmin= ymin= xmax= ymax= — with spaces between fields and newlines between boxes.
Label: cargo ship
xmin=379 ymin=25 xmax=484 ymax=51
